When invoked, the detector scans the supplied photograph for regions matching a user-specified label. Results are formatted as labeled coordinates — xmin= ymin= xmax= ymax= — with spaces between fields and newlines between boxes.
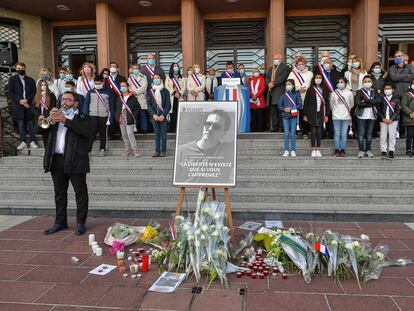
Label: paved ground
xmin=0 ymin=216 xmax=413 ymax=311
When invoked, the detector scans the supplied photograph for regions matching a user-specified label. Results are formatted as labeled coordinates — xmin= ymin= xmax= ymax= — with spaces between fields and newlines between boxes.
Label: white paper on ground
xmin=149 ymin=272 xmax=186 ymax=293
xmin=238 ymin=221 xmax=262 ymax=231
xmin=265 ymin=220 xmax=283 ymax=228
xmin=89 ymin=264 xmax=117 ymax=276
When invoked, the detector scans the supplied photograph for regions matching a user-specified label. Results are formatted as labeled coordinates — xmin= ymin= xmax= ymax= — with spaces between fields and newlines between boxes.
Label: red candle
xmin=141 ymin=253 xmax=149 ymax=272
xmin=253 ymin=266 xmax=258 ymax=271
xmin=272 ymin=267 xmax=279 ymax=273
xmin=259 ymin=273 xmax=264 ymax=279
xmin=248 ymin=263 xmax=254 ymax=269
xmin=264 ymin=265 xmax=270 ymax=271
xmin=240 ymin=263 xmax=246 ymax=268
xmin=251 ymin=273 xmax=257 ymax=279
xmin=240 ymin=270 xmax=245 ymax=275
xmin=263 ymin=270 xmax=269 ymax=276
xmin=258 ymin=266 xmax=264 ymax=272
xmin=246 ymin=270 xmax=252 ymax=276
xmin=282 ymin=273 xmax=288 ymax=279
xmin=255 ymin=255 xmax=261 ymax=260
xmin=236 ymin=272 xmax=242 ymax=278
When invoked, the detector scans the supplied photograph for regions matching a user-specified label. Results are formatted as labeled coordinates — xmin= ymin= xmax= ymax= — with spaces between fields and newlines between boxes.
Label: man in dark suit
xmin=8 ymin=62 xmax=37 ymax=150
xmin=141 ymin=53 xmax=166 ymax=91
xmin=42 ymin=91 xmax=91 ymax=235
xmin=265 ymin=53 xmax=292 ymax=132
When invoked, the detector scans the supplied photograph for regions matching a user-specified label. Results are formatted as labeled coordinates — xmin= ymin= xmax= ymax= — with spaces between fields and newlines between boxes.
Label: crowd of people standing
xmin=7 ymin=50 xmax=414 ymax=158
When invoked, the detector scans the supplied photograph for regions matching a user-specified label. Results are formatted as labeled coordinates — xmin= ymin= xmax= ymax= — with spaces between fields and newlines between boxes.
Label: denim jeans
xmin=282 ymin=117 xmax=297 ymax=151
xmin=138 ymin=109 xmax=149 ymax=132
xmin=333 ymin=120 xmax=349 ymax=150
xmin=152 ymin=119 xmax=168 ymax=153
xmin=357 ymin=118 xmax=375 ymax=152
xmin=16 ymin=119 xmax=36 ymax=143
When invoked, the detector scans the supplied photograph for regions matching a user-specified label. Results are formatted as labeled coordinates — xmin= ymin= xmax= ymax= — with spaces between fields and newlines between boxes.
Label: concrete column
xmin=96 ymin=2 xmax=127 ymax=75
xmin=181 ymin=0 xmax=204 ymax=71
xmin=267 ymin=0 xmax=285 ymax=66
xmin=350 ymin=0 xmax=379 ymax=68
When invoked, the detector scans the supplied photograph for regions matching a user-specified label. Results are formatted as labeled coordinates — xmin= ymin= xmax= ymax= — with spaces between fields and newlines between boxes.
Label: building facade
xmin=0 ymin=0 xmax=414 ymax=87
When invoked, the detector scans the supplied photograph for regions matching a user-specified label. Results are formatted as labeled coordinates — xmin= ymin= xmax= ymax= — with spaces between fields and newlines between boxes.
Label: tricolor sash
xmin=150 ymin=89 xmax=164 ymax=113
xmin=250 ymin=79 xmax=260 ymax=105
xmin=130 ymin=76 xmax=141 ymax=89
xmin=292 ymin=70 xmax=305 ymax=87
xmin=409 ymin=91 xmax=414 ymax=100
xmin=107 ymin=77 xmax=135 ymax=123
xmin=313 ymin=86 xmax=326 ymax=116
xmin=384 ymin=96 xmax=395 ymax=114
xmin=145 ymin=65 xmax=155 ymax=78
xmin=94 ymin=89 xmax=111 ymax=125
xmin=317 ymin=64 xmax=334 ymax=93
xmin=191 ymin=74 xmax=205 ymax=97
xmin=82 ymin=78 xmax=93 ymax=93
xmin=223 ymin=71 xmax=231 ymax=78
xmin=361 ymin=89 xmax=372 ymax=101
xmin=285 ymin=92 xmax=298 ymax=117
xmin=334 ymin=90 xmax=351 ymax=116
xmin=172 ymin=76 xmax=182 ymax=93
xmin=39 ymin=100 xmax=48 ymax=115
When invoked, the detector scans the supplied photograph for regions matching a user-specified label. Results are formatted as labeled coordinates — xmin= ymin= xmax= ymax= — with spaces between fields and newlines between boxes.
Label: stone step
xmin=1 ymin=186 xmax=413 ymax=205
xmin=1 ymin=200 xmax=413 ymax=222
xmin=0 ymin=174 xmax=413 ymax=190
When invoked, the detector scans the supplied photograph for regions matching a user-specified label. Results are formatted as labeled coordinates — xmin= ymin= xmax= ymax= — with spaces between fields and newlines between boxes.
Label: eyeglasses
xmin=204 ymin=122 xmax=222 ymax=131
xmin=61 ymin=98 xmax=75 ymax=102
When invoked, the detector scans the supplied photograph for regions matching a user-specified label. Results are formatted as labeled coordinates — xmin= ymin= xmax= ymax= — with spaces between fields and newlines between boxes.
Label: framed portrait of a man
xmin=173 ymin=101 xmax=237 ymax=187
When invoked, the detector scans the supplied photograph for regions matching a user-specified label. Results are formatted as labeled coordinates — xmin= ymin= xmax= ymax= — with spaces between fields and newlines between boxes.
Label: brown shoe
xmin=159 ymin=152 xmax=166 ymax=157
xmin=152 ymin=152 xmax=160 ymax=158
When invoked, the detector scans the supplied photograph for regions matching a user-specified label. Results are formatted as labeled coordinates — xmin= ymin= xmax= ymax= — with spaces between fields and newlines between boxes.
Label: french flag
xmin=315 ymin=242 xmax=330 ymax=256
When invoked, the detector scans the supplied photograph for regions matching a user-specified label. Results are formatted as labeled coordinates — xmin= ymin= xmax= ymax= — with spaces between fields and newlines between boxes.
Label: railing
xmin=0 ymin=106 xmax=18 ymax=158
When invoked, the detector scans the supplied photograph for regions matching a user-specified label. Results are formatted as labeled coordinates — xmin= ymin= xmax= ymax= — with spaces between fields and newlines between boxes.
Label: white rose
xmin=345 ymin=243 xmax=353 ymax=250
xmin=375 ymin=252 xmax=384 ymax=261
xmin=306 ymin=233 xmax=314 ymax=240
xmin=202 ymin=207 xmax=212 ymax=215
xmin=216 ymin=249 xmax=224 ymax=257
xmin=214 ymin=213 xmax=221 ymax=220
xmin=352 ymin=241 xmax=360 ymax=248
xmin=212 ymin=230 xmax=219 ymax=237
xmin=188 ymin=234 xmax=195 ymax=241
xmin=201 ymin=234 xmax=206 ymax=241
xmin=276 ymin=229 xmax=282 ymax=234
xmin=195 ymin=241 xmax=201 ymax=248
xmin=360 ymin=234 xmax=370 ymax=241
xmin=325 ymin=230 xmax=333 ymax=235
xmin=175 ymin=215 xmax=184 ymax=222
xmin=331 ymin=240 xmax=338 ymax=246
xmin=201 ymin=225 xmax=209 ymax=232
xmin=289 ymin=228 xmax=296 ymax=234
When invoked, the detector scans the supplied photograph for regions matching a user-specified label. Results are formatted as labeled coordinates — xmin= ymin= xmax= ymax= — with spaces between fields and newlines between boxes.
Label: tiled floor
xmin=0 ymin=216 xmax=413 ymax=311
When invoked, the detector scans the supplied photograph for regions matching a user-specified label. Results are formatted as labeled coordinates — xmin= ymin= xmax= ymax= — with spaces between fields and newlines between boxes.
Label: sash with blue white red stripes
xmin=172 ymin=76 xmax=182 ymax=93
xmin=361 ymin=89 xmax=372 ymax=101
xmin=223 ymin=71 xmax=231 ymax=78
xmin=130 ymin=76 xmax=141 ymax=89
xmin=313 ymin=86 xmax=326 ymax=116
xmin=292 ymin=70 xmax=305 ymax=87
xmin=317 ymin=64 xmax=334 ymax=93
xmin=82 ymin=78 xmax=92 ymax=93
xmin=384 ymin=96 xmax=395 ymax=114
xmin=149 ymin=89 xmax=164 ymax=113
xmin=409 ymin=92 xmax=414 ymax=100
xmin=191 ymin=74 xmax=205 ymax=97
xmin=334 ymin=90 xmax=351 ymax=116
xmin=107 ymin=76 xmax=135 ymax=120
xmin=284 ymin=92 xmax=298 ymax=117
xmin=94 ymin=89 xmax=111 ymax=125
xmin=145 ymin=65 xmax=155 ymax=78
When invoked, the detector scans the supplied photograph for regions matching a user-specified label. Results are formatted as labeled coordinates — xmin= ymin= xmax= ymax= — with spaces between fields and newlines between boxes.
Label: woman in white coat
xmin=127 ymin=64 xmax=148 ymax=133
xmin=76 ymin=63 xmax=95 ymax=97
xmin=186 ymin=64 xmax=205 ymax=101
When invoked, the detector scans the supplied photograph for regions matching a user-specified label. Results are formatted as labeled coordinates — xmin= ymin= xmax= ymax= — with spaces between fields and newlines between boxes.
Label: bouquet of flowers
xmin=104 ymin=223 xmax=146 ymax=246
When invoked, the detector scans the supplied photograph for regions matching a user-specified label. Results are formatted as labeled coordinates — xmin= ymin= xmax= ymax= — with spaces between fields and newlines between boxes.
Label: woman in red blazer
xmin=249 ymin=68 xmax=266 ymax=132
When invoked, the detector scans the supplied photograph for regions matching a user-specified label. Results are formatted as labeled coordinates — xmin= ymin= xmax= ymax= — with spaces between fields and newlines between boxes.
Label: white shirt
xmin=385 ymin=95 xmax=392 ymax=119
xmin=54 ymin=110 xmax=78 ymax=154
xmin=316 ymin=88 xmax=322 ymax=112
xmin=358 ymin=90 xmax=376 ymax=120
xmin=19 ymin=75 xmax=26 ymax=99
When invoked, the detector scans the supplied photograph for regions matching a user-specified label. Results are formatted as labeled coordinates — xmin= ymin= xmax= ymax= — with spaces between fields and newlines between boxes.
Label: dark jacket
xmin=278 ymin=90 xmax=302 ymax=118
xmin=314 ymin=66 xmax=341 ymax=91
xmin=8 ymin=74 xmax=36 ymax=121
xmin=42 ymin=113 xmax=91 ymax=174
xmin=377 ymin=95 xmax=401 ymax=122
xmin=265 ymin=63 xmax=292 ymax=106
xmin=148 ymin=88 xmax=171 ymax=118
xmin=141 ymin=65 xmax=166 ymax=92
xmin=389 ymin=64 xmax=414 ymax=97
xmin=303 ymin=86 xmax=330 ymax=126
xmin=370 ymin=74 xmax=386 ymax=94
xmin=57 ymin=93 xmax=85 ymax=114
xmin=354 ymin=88 xmax=380 ymax=118
xmin=400 ymin=91 xmax=414 ymax=126
xmin=115 ymin=94 xmax=141 ymax=125
xmin=103 ymin=74 xmax=127 ymax=92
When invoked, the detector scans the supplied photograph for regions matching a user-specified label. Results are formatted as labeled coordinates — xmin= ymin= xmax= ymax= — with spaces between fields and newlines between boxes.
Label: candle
xmin=282 ymin=273 xmax=288 ymax=279
xmin=258 ymin=266 xmax=263 ymax=272
xmin=246 ymin=270 xmax=252 ymax=276
xmin=259 ymin=273 xmax=264 ymax=279
xmin=141 ymin=253 xmax=149 ymax=272
xmin=263 ymin=270 xmax=269 ymax=276
xmin=92 ymin=244 xmax=99 ymax=254
xmin=116 ymin=251 xmax=125 ymax=260
xmin=88 ymin=234 xmax=95 ymax=245
xmin=251 ymin=273 xmax=257 ymax=279
xmin=272 ymin=267 xmax=279 ymax=273
xmin=95 ymin=247 xmax=102 ymax=256
xmin=236 ymin=272 xmax=242 ymax=278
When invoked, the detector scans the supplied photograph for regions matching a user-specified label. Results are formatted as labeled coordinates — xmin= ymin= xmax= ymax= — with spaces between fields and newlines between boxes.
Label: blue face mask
xmin=64 ymin=87 xmax=72 ymax=92
xmin=337 ymin=82 xmax=345 ymax=90
xmin=42 ymin=75 xmax=50 ymax=81
xmin=120 ymin=86 xmax=128 ymax=93
xmin=273 ymin=59 xmax=280 ymax=66
xmin=148 ymin=59 xmax=155 ymax=66
xmin=173 ymin=66 xmax=179 ymax=73
xmin=239 ymin=69 xmax=245 ymax=76
xmin=286 ymin=85 xmax=293 ymax=92
xmin=65 ymin=74 xmax=73 ymax=81
xmin=153 ymin=79 xmax=161 ymax=86
xmin=63 ymin=107 xmax=75 ymax=118
xmin=260 ymin=69 xmax=265 ymax=75
xmin=59 ymin=73 xmax=65 ymax=79
xmin=395 ymin=57 xmax=404 ymax=65
xmin=132 ymin=69 xmax=139 ymax=75
xmin=372 ymin=68 xmax=382 ymax=74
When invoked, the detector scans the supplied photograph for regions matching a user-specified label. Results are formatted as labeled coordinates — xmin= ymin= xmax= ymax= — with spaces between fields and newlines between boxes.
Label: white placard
xmin=265 ymin=221 xmax=284 ymax=229
xmin=88 ymin=264 xmax=117 ymax=276
xmin=221 ymin=78 xmax=241 ymax=86
xmin=149 ymin=272 xmax=186 ymax=293
xmin=238 ymin=221 xmax=262 ymax=231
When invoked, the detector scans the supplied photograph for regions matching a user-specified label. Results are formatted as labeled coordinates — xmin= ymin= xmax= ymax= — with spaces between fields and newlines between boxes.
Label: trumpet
xmin=38 ymin=107 xmax=65 ymax=129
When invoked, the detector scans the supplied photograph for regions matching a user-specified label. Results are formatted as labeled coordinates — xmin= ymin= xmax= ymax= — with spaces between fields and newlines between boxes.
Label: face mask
xmin=363 ymin=82 xmax=372 ymax=89
xmin=42 ymin=75 xmax=50 ymax=81
xmin=395 ymin=56 xmax=404 ymax=65
xmin=153 ymin=79 xmax=161 ymax=86
xmin=64 ymin=87 xmax=72 ymax=92
xmin=323 ymin=63 xmax=330 ymax=71
xmin=188 ymin=71 xmax=193 ymax=76
xmin=273 ymin=59 xmax=280 ymax=66
xmin=227 ymin=69 xmax=234 ymax=74
xmin=59 ymin=73 xmax=65 ymax=79
xmin=148 ymin=59 xmax=155 ymax=66
xmin=348 ymin=60 xmax=353 ymax=67
xmin=260 ymin=69 xmax=265 ymax=75
xmin=63 ymin=107 xmax=75 ymax=118
xmin=239 ymin=69 xmax=245 ymax=76
xmin=120 ymin=86 xmax=128 ymax=93
xmin=315 ymin=78 xmax=322 ymax=85
xmin=110 ymin=67 xmax=117 ymax=73
xmin=103 ymin=74 xmax=108 ymax=79
xmin=41 ymin=85 xmax=47 ymax=91
xmin=17 ymin=69 xmax=25 ymax=76
xmin=194 ymin=68 xmax=201 ymax=74
xmin=132 ymin=69 xmax=140 ymax=75
xmin=253 ymin=72 xmax=260 ymax=77
xmin=83 ymin=67 xmax=91 ymax=74
xmin=411 ymin=84 xmax=414 ymax=90
xmin=352 ymin=62 xmax=360 ymax=69
xmin=95 ymin=84 xmax=103 ymax=90
xmin=321 ymin=56 xmax=329 ymax=63
xmin=65 ymin=74 xmax=73 ymax=81
xmin=173 ymin=67 xmax=179 ymax=73
xmin=337 ymin=82 xmax=345 ymax=90
xmin=298 ymin=65 xmax=305 ymax=71
xmin=286 ymin=85 xmax=293 ymax=92
xmin=384 ymin=89 xmax=393 ymax=96
xmin=372 ymin=68 xmax=381 ymax=74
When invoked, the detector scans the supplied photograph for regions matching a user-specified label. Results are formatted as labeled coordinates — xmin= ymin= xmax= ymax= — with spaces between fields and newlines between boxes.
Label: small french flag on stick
xmin=315 ymin=242 xmax=330 ymax=256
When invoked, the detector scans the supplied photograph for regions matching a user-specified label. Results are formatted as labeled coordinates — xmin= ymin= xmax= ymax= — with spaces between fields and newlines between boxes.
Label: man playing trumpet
xmin=40 ymin=91 xmax=91 ymax=235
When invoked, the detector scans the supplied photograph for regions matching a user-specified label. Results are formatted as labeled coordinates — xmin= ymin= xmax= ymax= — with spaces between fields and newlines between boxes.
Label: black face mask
xmin=17 ymin=69 xmax=25 ymax=76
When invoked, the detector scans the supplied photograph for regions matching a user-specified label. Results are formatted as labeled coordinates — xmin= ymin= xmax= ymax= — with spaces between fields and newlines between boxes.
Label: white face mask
xmin=194 ymin=68 xmax=200 ymax=74
xmin=188 ymin=71 xmax=193 ymax=76
xmin=384 ymin=89 xmax=393 ymax=96
xmin=363 ymin=82 xmax=372 ymax=89
xmin=95 ymin=84 xmax=103 ymax=90
xmin=315 ymin=79 xmax=322 ymax=85
xmin=110 ymin=67 xmax=117 ymax=73
xmin=323 ymin=63 xmax=331 ymax=71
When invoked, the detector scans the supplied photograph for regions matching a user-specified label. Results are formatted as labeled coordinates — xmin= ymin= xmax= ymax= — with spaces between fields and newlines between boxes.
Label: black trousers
xmin=169 ymin=98 xmax=179 ymax=133
xmin=51 ymin=155 xmax=89 ymax=226
xmin=250 ymin=108 xmax=265 ymax=132
xmin=406 ymin=126 xmax=414 ymax=152
xmin=270 ymin=105 xmax=282 ymax=131
xmin=89 ymin=116 xmax=107 ymax=151
xmin=310 ymin=125 xmax=322 ymax=148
